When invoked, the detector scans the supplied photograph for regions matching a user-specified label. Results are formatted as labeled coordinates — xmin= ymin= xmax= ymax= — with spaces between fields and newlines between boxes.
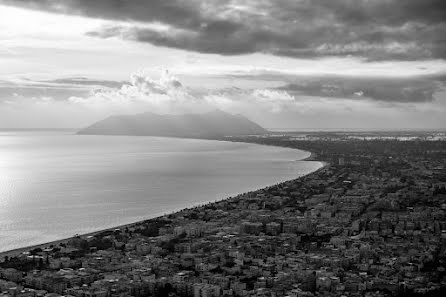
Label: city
xmin=1 ymin=133 xmax=445 ymax=297
xmin=1 ymin=1 xmax=446 ymax=297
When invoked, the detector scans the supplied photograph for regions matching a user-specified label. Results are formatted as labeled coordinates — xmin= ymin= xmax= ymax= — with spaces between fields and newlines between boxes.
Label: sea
xmin=0 ymin=130 xmax=323 ymax=252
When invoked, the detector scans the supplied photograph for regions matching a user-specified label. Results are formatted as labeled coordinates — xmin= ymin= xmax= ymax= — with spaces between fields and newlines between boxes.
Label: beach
xmin=0 ymin=132 xmax=324 ymax=255
xmin=0 ymin=161 xmax=327 ymax=259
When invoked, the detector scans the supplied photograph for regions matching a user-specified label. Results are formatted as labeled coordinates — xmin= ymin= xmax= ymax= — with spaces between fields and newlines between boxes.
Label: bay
xmin=0 ymin=130 xmax=322 ymax=252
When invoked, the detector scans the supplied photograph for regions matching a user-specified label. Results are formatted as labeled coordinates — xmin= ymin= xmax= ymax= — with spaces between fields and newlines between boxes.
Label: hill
xmin=77 ymin=110 xmax=267 ymax=138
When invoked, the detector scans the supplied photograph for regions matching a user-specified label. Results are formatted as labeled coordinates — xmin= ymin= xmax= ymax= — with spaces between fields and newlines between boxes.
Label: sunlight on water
xmin=0 ymin=131 xmax=322 ymax=252
xmin=0 ymin=140 xmax=20 ymax=208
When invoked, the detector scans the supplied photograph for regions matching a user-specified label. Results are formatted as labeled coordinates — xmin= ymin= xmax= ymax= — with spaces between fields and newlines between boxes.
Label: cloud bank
xmin=1 ymin=70 xmax=445 ymax=129
xmin=2 ymin=0 xmax=446 ymax=61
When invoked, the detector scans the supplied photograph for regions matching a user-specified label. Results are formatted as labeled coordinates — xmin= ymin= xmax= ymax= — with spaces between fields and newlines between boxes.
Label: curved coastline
xmin=0 ymin=139 xmax=327 ymax=258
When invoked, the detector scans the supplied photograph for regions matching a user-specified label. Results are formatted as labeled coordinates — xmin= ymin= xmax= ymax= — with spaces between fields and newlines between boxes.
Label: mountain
xmin=77 ymin=110 xmax=267 ymax=138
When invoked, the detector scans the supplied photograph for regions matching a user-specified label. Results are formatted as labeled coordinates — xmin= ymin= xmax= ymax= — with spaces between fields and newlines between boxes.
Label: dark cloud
xmin=44 ymin=77 xmax=124 ymax=89
xmin=324 ymin=0 xmax=446 ymax=25
xmin=2 ymin=0 xmax=446 ymax=60
xmin=87 ymin=23 xmax=307 ymax=56
xmin=275 ymin=76 xmax=441 ymax=103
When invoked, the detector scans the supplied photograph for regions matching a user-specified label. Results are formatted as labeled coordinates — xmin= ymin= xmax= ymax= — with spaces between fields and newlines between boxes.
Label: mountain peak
xmin=204 ymin=109 xmax=229 ymax=116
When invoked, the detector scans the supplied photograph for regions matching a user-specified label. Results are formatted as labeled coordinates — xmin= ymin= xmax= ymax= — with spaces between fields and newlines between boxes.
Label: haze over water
xmin=0 ymin=130 xmax=322 ymax=252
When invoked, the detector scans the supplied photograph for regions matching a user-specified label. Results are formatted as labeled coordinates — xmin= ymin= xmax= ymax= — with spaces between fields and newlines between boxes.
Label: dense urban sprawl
xmin=1 ymin=133 xmax=446 ymax=297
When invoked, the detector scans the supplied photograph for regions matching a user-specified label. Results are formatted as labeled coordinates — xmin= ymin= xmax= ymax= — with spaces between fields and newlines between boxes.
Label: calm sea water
xmin=0 ymin=130 xmax=322 ymax=252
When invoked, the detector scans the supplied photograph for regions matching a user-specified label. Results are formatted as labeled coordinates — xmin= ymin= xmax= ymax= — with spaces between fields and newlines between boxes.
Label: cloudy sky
xmin=0 ymin=0 xmax=445 ymax=129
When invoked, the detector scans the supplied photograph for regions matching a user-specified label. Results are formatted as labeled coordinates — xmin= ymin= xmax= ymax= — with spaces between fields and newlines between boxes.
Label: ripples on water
xmin=0 ymin=130 xmax=322 ymax=252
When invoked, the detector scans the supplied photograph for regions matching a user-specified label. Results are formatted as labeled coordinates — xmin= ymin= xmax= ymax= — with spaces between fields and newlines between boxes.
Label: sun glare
xmin=0 ymin=5 xmax=104 ymax=38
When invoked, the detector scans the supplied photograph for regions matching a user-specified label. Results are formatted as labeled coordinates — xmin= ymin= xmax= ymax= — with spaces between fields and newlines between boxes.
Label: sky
xmin=0 ymin=0 xmax=445 ymax=130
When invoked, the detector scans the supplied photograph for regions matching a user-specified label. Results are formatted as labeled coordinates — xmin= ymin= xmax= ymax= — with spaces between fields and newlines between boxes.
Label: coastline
xmin=0 ymin=140 xmax=328 ymax=259
xmin=302 ymin=151 xmax=317 ymax=161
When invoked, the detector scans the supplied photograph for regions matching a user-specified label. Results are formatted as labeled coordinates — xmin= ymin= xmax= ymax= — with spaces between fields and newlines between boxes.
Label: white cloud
xmin=0 ymin=69 xmax=306 ymax=127
xmin=66 ymin=70 xmax=302 ymax=115
xmin=251 ymin=89 xmax=296 ymax=113
xmin=0 ymin=69 xmax=445 ymax=129
xmin=67 ymin=70 xmax=205 ymax=114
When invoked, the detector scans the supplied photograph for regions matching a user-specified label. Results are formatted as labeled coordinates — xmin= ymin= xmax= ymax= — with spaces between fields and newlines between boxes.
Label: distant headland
xmin=77 ymin=110 xmax=267 ymax=138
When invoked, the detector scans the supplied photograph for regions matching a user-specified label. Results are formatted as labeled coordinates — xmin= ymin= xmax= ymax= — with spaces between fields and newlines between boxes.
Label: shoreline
xmin=0 ymin=140 xmax=328 ymax=259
